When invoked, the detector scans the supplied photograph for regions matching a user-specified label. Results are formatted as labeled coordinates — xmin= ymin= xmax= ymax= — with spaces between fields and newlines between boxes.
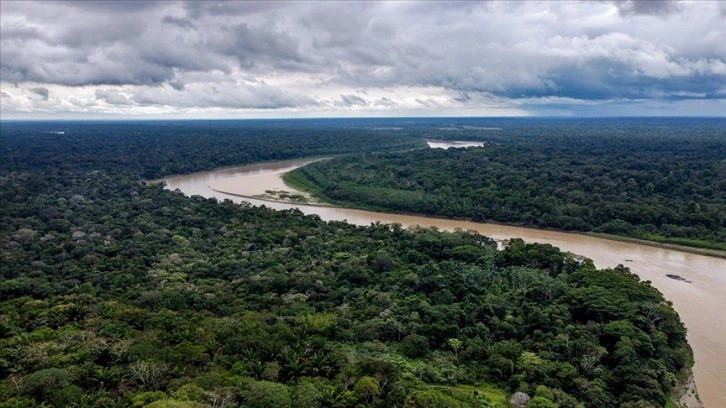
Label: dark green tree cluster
xmin=288 ymin=122 xmax=725 ymax=250
xmin=0 ymin=120 xmax=425 ymax=179
xmin=1 ymin=121 xmax=694 ymax=407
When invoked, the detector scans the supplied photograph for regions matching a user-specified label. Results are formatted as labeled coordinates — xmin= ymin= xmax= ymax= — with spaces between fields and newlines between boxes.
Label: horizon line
xmin=2 ymin=115 xmax=725 ymax=123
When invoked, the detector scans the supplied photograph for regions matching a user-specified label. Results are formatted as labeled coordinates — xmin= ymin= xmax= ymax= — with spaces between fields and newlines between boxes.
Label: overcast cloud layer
xmin=1 ymin=0 xmax=725 ymax=118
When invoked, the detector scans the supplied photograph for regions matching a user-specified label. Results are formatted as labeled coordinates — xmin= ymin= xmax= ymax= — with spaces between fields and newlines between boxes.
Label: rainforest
xmin=286 ymin=118 xmax=726 ymax=253
xmin=0 ymin=119 xmax=709 ymax=408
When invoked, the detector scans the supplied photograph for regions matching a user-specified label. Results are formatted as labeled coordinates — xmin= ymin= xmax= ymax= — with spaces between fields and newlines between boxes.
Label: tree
xmin=509 ymin=392 xmax=531 ymax=408
xmin=353 ymin=376 xmax=380 ymax=403
xmin=400 ymin=334 xmax=430 ymax=358
xmin=128 ymin=360 xmax=170 ymax=390
xmin=404 ymin=390 xmax=462 ymax=408
xmin=21 ymin=368 xmax=71 ymax=401
xmin=241 ymin=381 xmax=291 ymax=408
xmin=448 ymin=338 xmax=463 ymax=360
xmin=526 ymin=396 xmax=557 ymax=408
xmin=145 ymin=401 xmax=206 ymax=408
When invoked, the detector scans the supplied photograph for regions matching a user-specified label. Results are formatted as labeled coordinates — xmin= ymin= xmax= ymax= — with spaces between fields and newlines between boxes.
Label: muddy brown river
xmin=160 ymin=158 xmax=725 ymax=407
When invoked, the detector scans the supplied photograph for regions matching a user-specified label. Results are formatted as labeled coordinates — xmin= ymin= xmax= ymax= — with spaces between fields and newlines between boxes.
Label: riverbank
xmin=160 ymin=158 xmax=725 ymax=407
xmin=207 ymin=185 xmax=335 ymax=208
xmin=585 ymin=232 xmax=726 ymax=260
xmin=284 ymin=168 xmax=726 ymax=260
xmin=672 ymin=371 xmax=704 ymax=408
xmin=157 ymin=152 xmax=724 ymax=260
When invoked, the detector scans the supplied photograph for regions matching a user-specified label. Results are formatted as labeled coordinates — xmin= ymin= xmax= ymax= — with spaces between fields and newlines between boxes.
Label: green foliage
xmin=289 ymin=120 xmax=726 ymax=250
xmin=353 ymin=376 xmax=380 ymax=402
xmin=526 ymin=396 xmax=558 ymax=408
xmin=20 ymin=368 xmax=71 ymax=400
xmin=131 ymin=391 xmax=168 ymax=407
xmin=295 ymin=313 xmax=338 ymax=334
xmin=535 ymin=385 xmax=555 ymax=401
xmin=0 ymin=120 xmax=698 ymax=408
xmin=292 ymin=379 xmax=327 ymax=408
xmin=400 ymin=334 xmax=430 ymax=358
xmin=171 ymin=383 xmax=206 ymax=402
xmin=404 ymin=390 xmax=462 ymax=408
xmin=144 ymin=401 xmax=205 ymax=408
xmin=0 ymin=397 xmax=38 ymax=408
xmin=241 ymin=380 xmax=291 ymax=408
xmin=49 ymin=385 xmax=84 ymax=408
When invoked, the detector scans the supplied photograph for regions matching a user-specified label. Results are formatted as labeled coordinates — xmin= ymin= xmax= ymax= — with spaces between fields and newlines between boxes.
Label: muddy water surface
xmin=161 ymin=158 xmax=726 ymax=407
xmin=427 ymin=140 xmax=485 ymax=149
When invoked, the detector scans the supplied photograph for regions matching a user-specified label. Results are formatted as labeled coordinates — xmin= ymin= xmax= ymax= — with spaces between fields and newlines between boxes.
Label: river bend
xmin=160 ymin=158 xmax=726 ymax=407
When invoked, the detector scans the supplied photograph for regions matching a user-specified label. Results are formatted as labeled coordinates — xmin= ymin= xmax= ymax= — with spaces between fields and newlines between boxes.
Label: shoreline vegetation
xmin=283 ymin=169 xmax=726 ymax=260
xmin=2 ymin=119 xmax=716 ymax=407
xmin=583 ymin=233 xmax=726 ymax=260
xmin=173 ymin=159 xmax=705 ymax=408
xmin=177 ymin=160 xmax=707 ymax=408
xmin=283 ymin=133 xmax=725 ymax=257
xmin=157 ymin=156 xmax=725 ymax=261
xmin=193 ymin=159 xmax=711 ymax=407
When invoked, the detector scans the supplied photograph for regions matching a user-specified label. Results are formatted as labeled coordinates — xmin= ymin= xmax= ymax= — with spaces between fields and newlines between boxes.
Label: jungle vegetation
xmin=0 ymin=119 xmax=696 ymax=408
xmin=287 ymin=118 xmax=726 ymax=251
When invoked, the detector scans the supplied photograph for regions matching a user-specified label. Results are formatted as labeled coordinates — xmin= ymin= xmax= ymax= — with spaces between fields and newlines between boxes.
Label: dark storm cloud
xmin=613 ymin=0 xmax=681 ymax=16
xmin=0 ymin=1 xmax=317 ymax=88
xmin=0 ymin=23 xmax=47 ymax=42
xmin=1 ymin=1 xmax=724 ymax=116
xmin=0 ymin=47 xmax=176 ymax=87
xmin=169 ymin=80 xmax=186 ymax=91
xmin=182 ymin=1 xmax=285 ymax=18
xmin=30 ymin=87 xmax=49 ymax=100
xmin=374 ymin=97 xmax=397 ymax=107
xmin=218 ymin=23 xmax=309 ymax=69
xmin=453 ymin=92 xmax=472 ymax=103
xmin=489 ymin=59 xmax=726 ymax=101
xmin=60 ymin=1 xmax=167 ymax=13
xmin=338 ymin=94 xmax=368 ymax=107
xmin=1 ymin=2 xmax=177 ymax=86
xmin=162 ymin=15 xmax=197 ymax=30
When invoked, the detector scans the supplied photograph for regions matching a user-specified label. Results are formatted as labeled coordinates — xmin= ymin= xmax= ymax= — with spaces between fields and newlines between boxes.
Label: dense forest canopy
xmin=287 ymin=118 xmax=726 ymax=251
xmin=0 ymin=120 xmax=698 ymax=407
xmin=0 ymin=120 xmax=426 ymax=179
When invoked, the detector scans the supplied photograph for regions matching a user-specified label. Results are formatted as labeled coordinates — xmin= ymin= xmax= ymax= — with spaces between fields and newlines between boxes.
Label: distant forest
xmin=287 ymin=118 xmax=726 ymax=251
xmin=0 ymin=120 xmax=702 ymax=407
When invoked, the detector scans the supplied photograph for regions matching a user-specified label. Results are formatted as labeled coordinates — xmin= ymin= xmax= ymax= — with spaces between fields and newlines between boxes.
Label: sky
xmin=1 ymin=0 xmax=725 ymax=119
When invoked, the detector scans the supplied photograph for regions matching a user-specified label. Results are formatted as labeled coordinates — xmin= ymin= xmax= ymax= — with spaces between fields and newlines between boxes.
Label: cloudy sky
xmin=1 ymin=0 xmax=725 ymax=119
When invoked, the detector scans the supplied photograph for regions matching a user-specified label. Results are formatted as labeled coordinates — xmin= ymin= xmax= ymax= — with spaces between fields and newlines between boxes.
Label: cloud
xmin=183 ymin=1 xmax=285 ymax=18
xmin=213 ymin=23 xmax=310 ymax=70
xmin=1 ymin=0 xmax=724 ymax=118
xmin=95 ymin=89 xmax=134 ymax=105
xmin=124 ymin=81 xmax=318 ymax=110
xmin=162 ymin=15 xmax=196 ymax=30
xmin=60 ymin=1 xmax=167 ymax=13
xmin=338 ymin=94 xmax=368 ymax=107
xmin=374 ymin=97 xmax=397 ymax=107
xmin=613 ymin=0 xmax=681 ymax=16
xmin=31 ymin=87 xmax=49 ymax=100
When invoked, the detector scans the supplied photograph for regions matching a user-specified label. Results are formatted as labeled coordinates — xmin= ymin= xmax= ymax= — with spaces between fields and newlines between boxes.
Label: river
xmin=160 ymin=157 xmax=725 ymax=407
xmin=427 ymin=140 xmax=485 ymax=149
